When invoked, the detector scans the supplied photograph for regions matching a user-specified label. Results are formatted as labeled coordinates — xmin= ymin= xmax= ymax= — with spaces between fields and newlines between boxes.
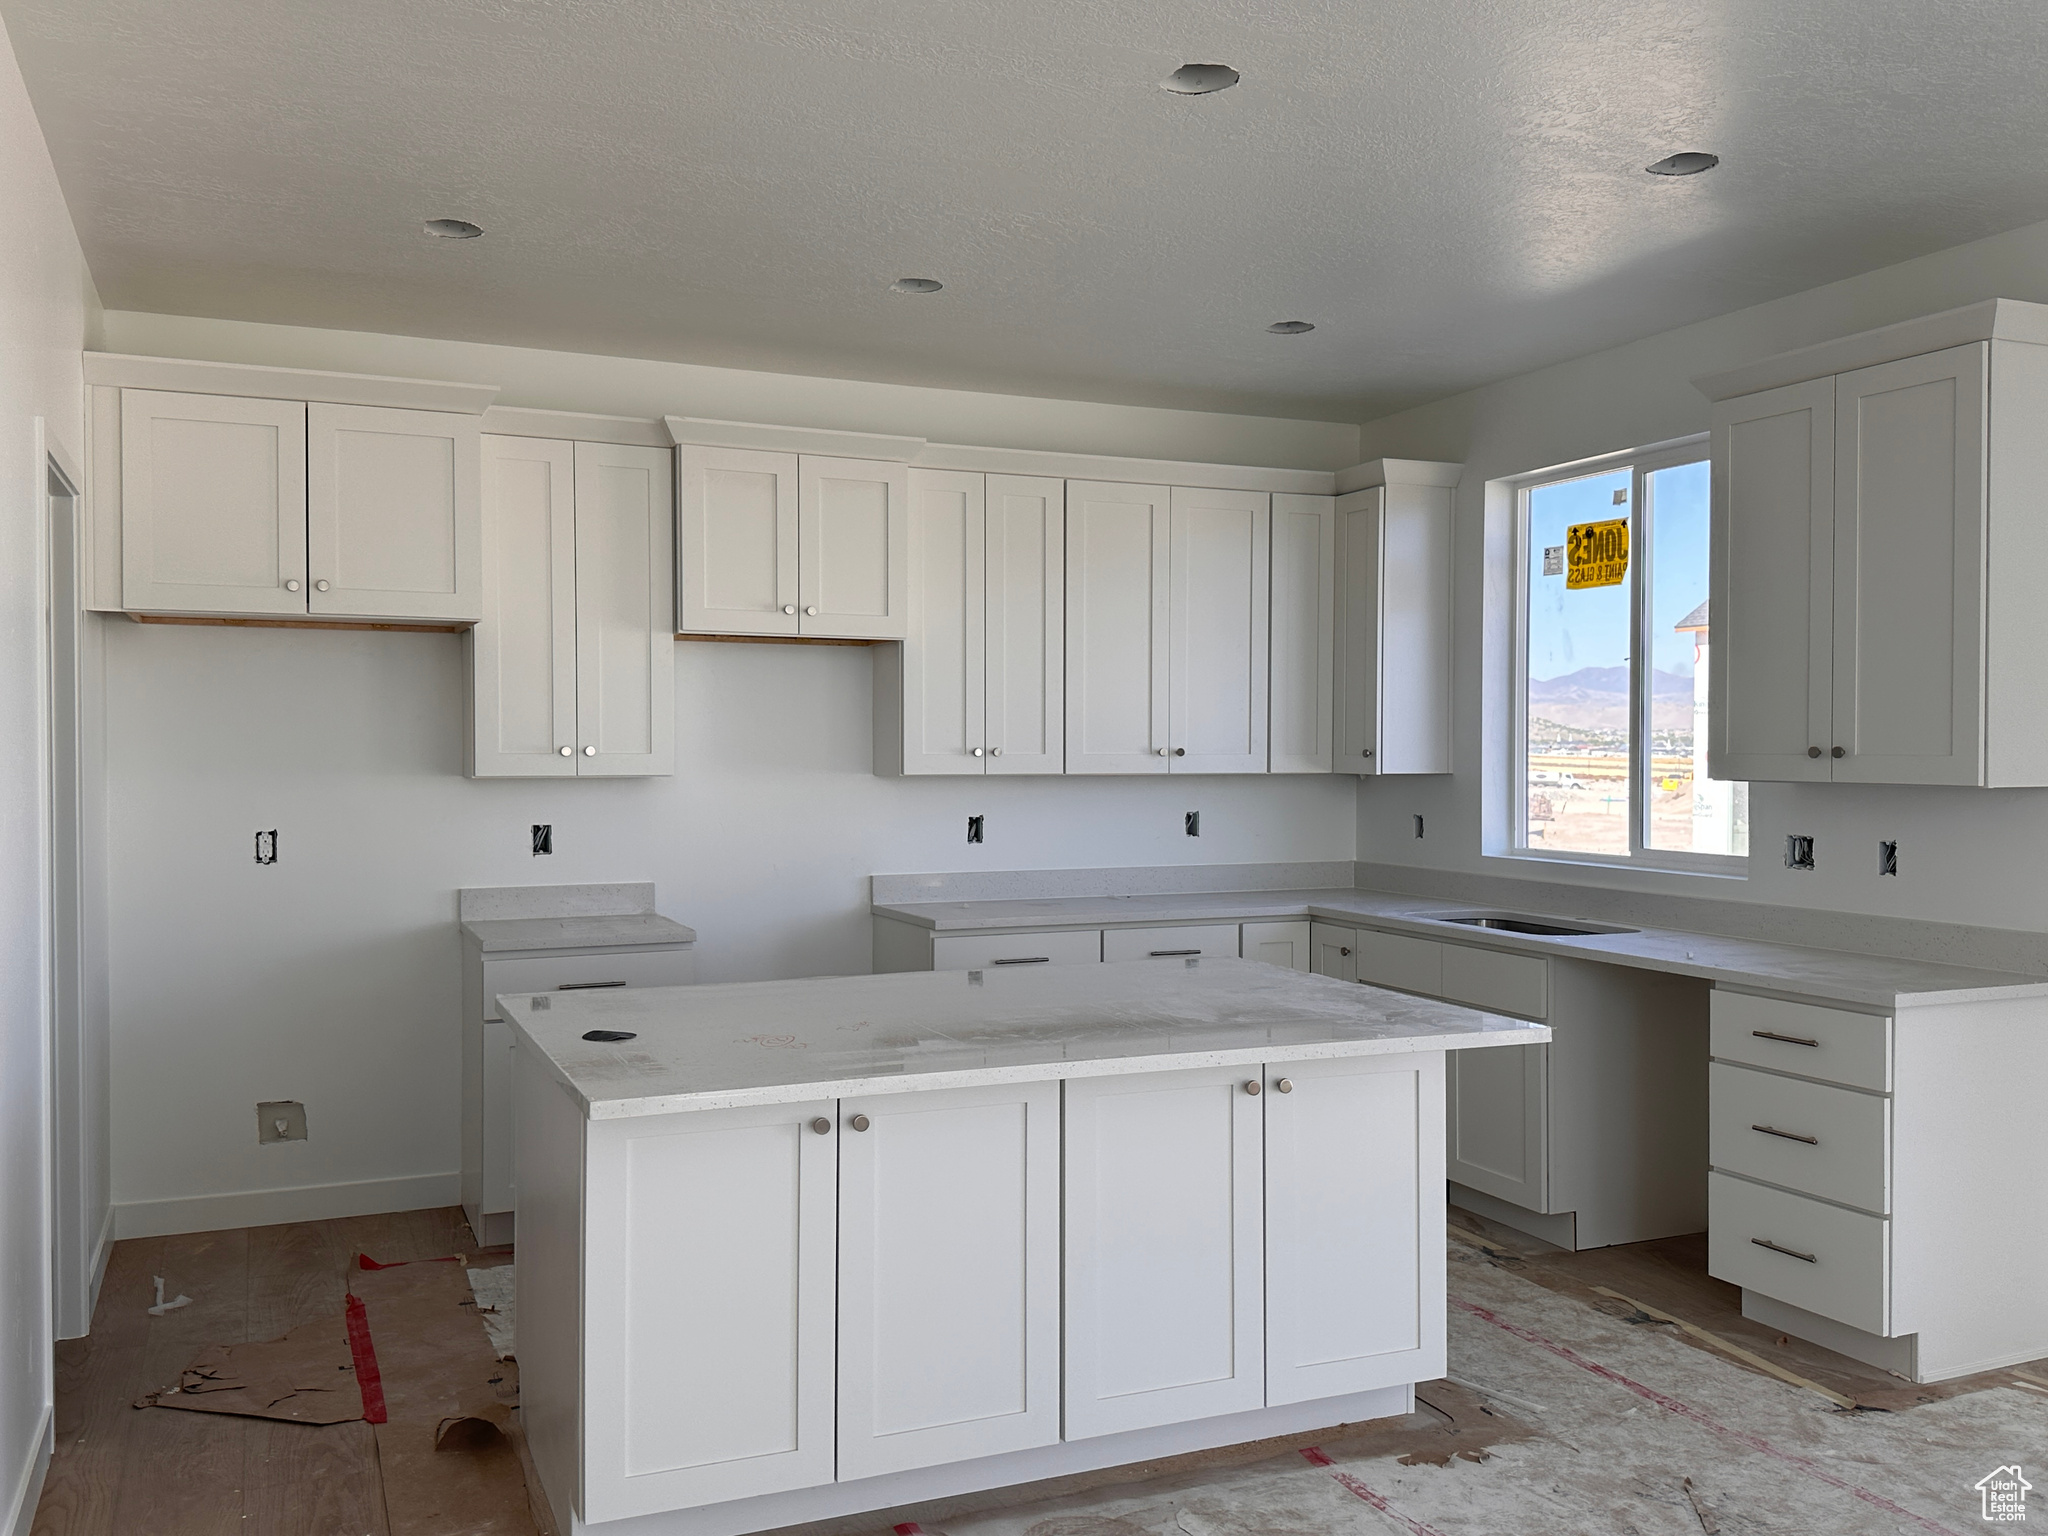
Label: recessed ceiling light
xmin=890 ymin=277 xmax=944 ymax=294
xmin=1266 ymin=320 xmax=1315 ymax=335
xmin=1161 ymin=63 xmax=1240 ymax=95
xmin=423 ymin=218 xmax=483 ymax=238
xmin=1645 ymin=152 xmax=1719 ymax=177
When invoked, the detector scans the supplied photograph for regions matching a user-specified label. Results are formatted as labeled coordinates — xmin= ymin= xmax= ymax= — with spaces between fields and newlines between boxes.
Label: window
xmin=1513 ymin=442 xmax=1748 ymax=869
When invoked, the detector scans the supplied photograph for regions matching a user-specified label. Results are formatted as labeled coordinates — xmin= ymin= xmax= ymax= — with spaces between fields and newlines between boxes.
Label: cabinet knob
xmin=284 ymin=579 xmax=301 ymax=592
xmin=1174 ymin=747 xmax=1186 ymax=757
xmin=1831 ymin=745 xmax=1846 ymax=758
xmin=1243 ymin=1079 xmax=1261 ymax=1095
xmin=1363 ymin=748 xmax=1374 ymax=758
xmin=1340 ymin=946 xmax=1352 ymax=956
xmin=783 ymin=604 xmax=797 ymax=615
xmin=1156 ymin=747 xmax=1168 ymax=757
xmin=1275 ymin=1078 xmax=1294 ymax=1094
xmin=314 ymin=579 xmax=330 ymax=592
xmin=1807 ymin=746 xmax=1822 ymax=758
xmin=805 ymin=606 xmax=818 ymax=616
xmin=971 ymin=747 xmax=984 ymax=757
xmin=990 ymin=747 xmax=1002 ymax=757
xmin=558 ymin=746 xmax=573 ymax=757
xmin=810 ymin=1116 xmax=831 ymax=1135
xmin=849 ymin=1112 xmax=871 ymax=1132
xmin=583 ymin=746 xmax=597 ymax=757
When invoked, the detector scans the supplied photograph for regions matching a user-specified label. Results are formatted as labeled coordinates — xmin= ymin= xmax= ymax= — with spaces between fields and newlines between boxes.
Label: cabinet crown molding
xmin=82 ymin=352 xmax=499 ymax=414
xmin=1334 ymin=458 xmax=1464 ymax=494
xmin=1693 ymin=297 xmax=2048 ymax=402
xmin=665 ymin=415 xmax=926 ymax=461
xmin=480 ymin=405 xmax=671 ymax=447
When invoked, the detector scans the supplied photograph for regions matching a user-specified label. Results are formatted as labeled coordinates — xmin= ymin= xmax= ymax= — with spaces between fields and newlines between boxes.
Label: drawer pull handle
xmin=1751 ymin=1123 xmax=1819 ymax=1145
xmin=992 ymin=956 xmax=1050 ymax=965
xmin=558 ymin=980 xmax=627 ymax=991
xmin=1751 ymin=1029 xmax=1820 ymax=1048
xmin=1149 ymin=948 xmax=1202 ymax=957
xmin=1750 ymin=1237 xmax=1817 ymax=1264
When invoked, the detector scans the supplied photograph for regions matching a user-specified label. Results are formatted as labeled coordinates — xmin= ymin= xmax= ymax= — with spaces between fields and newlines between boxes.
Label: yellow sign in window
xmin=1566 ymin=518 xmax=1630 ymax=589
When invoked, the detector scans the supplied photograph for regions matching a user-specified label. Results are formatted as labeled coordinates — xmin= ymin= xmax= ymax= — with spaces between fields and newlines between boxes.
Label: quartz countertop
xmin=870 ymin=888 xmax=2046 ymax=1010
xmin=462 ymin=912 xmax=697 ymax=955
xmin=503 ymin=956 xmax=1548 ymax=1120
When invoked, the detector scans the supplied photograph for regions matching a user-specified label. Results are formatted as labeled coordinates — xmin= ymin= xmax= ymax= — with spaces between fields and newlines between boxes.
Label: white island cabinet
xmin=509 ymin=958 xmax=1545 ymax=1536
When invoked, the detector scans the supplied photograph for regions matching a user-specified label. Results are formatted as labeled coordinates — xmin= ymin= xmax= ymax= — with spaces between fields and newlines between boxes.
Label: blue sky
xmin=1526 ymin=459 xmax=1708 ymax=682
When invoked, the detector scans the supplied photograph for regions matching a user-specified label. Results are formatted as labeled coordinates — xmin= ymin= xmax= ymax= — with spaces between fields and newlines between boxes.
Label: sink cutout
xmin=1422 ymin=911 xmax=1638 ymax=938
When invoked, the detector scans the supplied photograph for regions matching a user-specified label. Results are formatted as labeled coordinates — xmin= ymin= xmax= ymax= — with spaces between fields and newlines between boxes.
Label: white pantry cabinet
xmin=469 ymin=436 xmax=674 ymax=777
xmin=875 ymin=470 xmax=1064 ymax=774
xmin=678 ymin=447 xmax=908 ymax=639
xmin=1703 ymin=301 xmax=2048 ymax=785
xmin=1065 ymin=481 xmax=1270 ymax=774
xmin=835 ymin=1081 xmax=1061 ymax=1479
xmin=1334 ymin=463 xmax=1456 ymax=775
xmin=1268 ymin=493 xmax=1336 ymax=773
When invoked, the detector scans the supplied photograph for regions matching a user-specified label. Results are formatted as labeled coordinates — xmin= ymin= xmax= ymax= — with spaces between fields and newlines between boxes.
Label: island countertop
xmin=502 ymin=956 xmax=1550 ymax=1119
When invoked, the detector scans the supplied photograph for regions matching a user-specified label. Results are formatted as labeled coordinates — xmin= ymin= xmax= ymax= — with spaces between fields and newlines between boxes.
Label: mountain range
xmin=1530 ymin=666 xmax=1695 ymax=732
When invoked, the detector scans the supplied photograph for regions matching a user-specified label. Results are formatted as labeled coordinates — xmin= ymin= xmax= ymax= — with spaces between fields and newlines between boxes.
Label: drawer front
xmin=931 ymin=928 xmax=1102 ymax=971
xmin=1102 ymin=923 xmax=1242 ymax=963
xmin=482 ymin=947 xmax=697 ymax=1021
xmin=1711 ymin=991 xmax=1891 ymax=1091
xmin=1709 ymin=1063 xmax=1890 ymax=1214
xmin=1438 ymin=944 xmax=1548 ymax=1021
xmin=1708 ymin=1172 xmax=1889 ymax=1334
xmin=1354 ymin=930 xmax=1442 ymax=997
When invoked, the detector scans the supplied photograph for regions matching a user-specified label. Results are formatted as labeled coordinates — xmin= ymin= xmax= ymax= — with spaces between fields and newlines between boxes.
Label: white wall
xmin=0 ymin=13 xmax=98 ymax=1534
xmin=104 ymin=624 xmax=1355 ymax=1233
xmin=1353 ymin=214 xmax=2048 ymax=935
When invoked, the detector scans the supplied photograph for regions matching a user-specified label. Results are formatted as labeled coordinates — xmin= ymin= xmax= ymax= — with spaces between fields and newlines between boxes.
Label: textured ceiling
xmin=11 ymin=0 xmax=2048 ymax=420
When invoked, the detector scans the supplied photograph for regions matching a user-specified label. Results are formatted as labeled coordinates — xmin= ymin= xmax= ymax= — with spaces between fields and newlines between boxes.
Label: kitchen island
xmin=507 ymin=958 xmax=1549 ymax=1536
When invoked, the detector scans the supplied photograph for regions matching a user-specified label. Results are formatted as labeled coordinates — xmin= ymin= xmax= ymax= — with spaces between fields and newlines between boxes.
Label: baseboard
xmin=5 ymin=1406 xmax=53 ymax=1536
xmin=113 ymin=1171 xmax=462 ymax=1240
xmin=1450 ymin=1183 xmax=1578 ymax=1251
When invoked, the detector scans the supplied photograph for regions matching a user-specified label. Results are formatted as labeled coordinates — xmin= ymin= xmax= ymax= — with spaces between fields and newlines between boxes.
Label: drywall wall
xmin=0 ymin=14 xmax=98 ymax=1534
xmin=97 ymin=311 xmax=1362 ymax=472
xmin=1352 ymin=213 xmax=2048 ymax=936
xmin=103 ymin=624 xmax=1357 ymax=1235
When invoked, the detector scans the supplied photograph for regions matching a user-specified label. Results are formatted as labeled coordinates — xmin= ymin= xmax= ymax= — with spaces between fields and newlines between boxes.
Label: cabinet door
xmin=678 ymin=446 xmax=799 ymax=635
xmin=471 ymin=436 xmax=577 ymax=777
xmin=1310 ymin=922 xmax=1358 ymax=982
xmin=120 ymin=389 xmax=308 ymax=615
xmin=1710 ymin=379 xmax=1834 ymax=783
xmin=582 ymin=1100 xmax=837 ymax=1522
xmin=307 ymin=404 xmax=481 ymax=620
xmin=1169 ymin=487 xmax=1270 ymax=773
xmin=574 ymin=443 xmax=675 ymax=776
xmin=1269 ymin=494 xmax=1336 ymax=773
xmin=985 ymin=475 xmax=1066 ymax=773
xmin=799 ymin=455 xmax=909 ymax=639
xmin=1266 ymin=1053 xmax=1444 ymax=1403
xmin=1064 ymin=1066 xmax=1264 ymax=1437
xmin=1241 ymin=920 xmax=1311 ymax=972
xmin=899 ymin=469 xmax=986 ymax=773
xmin=837 ymin=1082 xmax=1061 ymax=1479
xmin=1378 ymin=484 xmax=1454 ymax=774
xmin=1831 ymin=344 xmax=1987 ymax=786
xmin=1446 ymin=1042 xmax=1549 ymax=1211
xmin=1065 ymin=481 xmax=1170 ymax=774
xmin=1333 ymin=488 xmax=1383 ymax=773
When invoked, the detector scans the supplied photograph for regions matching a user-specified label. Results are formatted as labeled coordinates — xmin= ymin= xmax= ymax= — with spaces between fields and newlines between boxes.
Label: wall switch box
xmin=258 ymin=1100 xmax=307 ymax=1144
xmin=966 ymin=814 xmax=984 ymax=845
xmin=1785 ymin=834 xmax=1816 ymax=870
xmin=531 ymin=824 xmax=552 ymax=856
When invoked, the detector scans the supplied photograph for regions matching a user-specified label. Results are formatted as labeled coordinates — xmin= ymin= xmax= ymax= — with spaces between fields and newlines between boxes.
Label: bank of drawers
xmin=1707 ymin=990 xmax=1894 ymax=1334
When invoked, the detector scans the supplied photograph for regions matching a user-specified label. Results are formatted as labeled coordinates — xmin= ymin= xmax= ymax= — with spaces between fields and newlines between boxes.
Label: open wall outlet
xmin=532 ymin=823 xmax=553 ymax=856
xmin=1185 ymin=811 xmax=1200 ymax=837
xmin=1784 ymin=834 xmax=1816 ymax=871
xmin=258 ymin=1100 xmax=307 ymax=1144
xmin=1413 ymin=815 xmax=1426 ymax=839
xmin=254 ymin=830 xmax=277 ymax=865
xmin=967 ymin=814 xmax=984 ymax=845
xmin=1879 ymin=839 xmax=1899 ymax=877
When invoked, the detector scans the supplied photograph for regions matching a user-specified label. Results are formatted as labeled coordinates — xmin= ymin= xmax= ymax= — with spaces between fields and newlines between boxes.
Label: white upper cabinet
xmin=469 ymin=436 xmax=673 ymax=778
xmin=678 ymin=448 xmax=907 ymax=639
xmin=1704 ymin=303 xmax=2048 ymax=786
xmin=1169 ymin=486 xmax=1270 ymax=773
xmin=1333 ymin=466 xmax=1456 ymax=776
xmin=1066 ymin=481 xmax=1171 ymax=774
xmin=119 ymin=389 xmax=309 ymax=616
xmin=1268 ymin=493 xmax=1336 ymax=773
xmin=307 ymin=404 xmax=481 ymax=621
xmin=880 ymin=470 xmax=1062 ymax=776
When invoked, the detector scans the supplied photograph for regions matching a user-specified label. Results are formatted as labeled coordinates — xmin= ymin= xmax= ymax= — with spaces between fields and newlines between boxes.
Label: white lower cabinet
xmin=1101 ymin=923 xmax=1240 ymax=962
xmin=1241 ymin=920 xmax=1311 ymax=972
xmin=1310 ymin=921 xmax=1359 ymax=982
xmin=1445 ymin=1040 xmax=1549 ymax=1212
xmin=583 ymin=1100 xmax=840 ymax=1523
xmin=928 ymin=928 xmax=1103 ymax=971
xmin=1063 ymin=1065 xmax=1266 ymax=1436
xmin=1265 ymin=1054 xmax=1443 ymax=1403
xmin=836 ymin=1082 xmax=1061 ymax=1478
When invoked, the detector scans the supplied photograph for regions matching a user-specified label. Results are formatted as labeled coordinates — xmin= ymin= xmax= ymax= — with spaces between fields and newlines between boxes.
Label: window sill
xmin=1494 ymin=848 xmax=1748 ymax=881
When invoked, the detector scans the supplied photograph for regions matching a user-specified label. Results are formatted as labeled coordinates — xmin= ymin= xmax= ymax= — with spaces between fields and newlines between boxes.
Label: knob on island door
xmin=1244 ymin=1080 xmax=1261 ymax=1096
xmin=810 ymin=1117 xmax=831 ymax=1135
xmin=849 ymin=1113 xmax=871 ymax=1132
xmin=1275 ymin=1078 xmax=1294 ymax=1093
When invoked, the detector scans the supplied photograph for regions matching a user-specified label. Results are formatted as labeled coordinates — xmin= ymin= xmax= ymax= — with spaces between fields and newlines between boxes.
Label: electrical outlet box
xmin=258 ymin=1100 xmax=307 ymax=1144
xmin=1785 ymin=834 xmax=1816 ymax=871
xmin=966 ymin=814 xmax=984 ymax=845
xmin=1879 ymin=839 xmax=1899 ymax=877
xmin=531 ymin=824 xmax=552 ymax=856
xmin=254 ymin=830 xmax=277 ymax=865
xmin=1413 ymin=815 xmax=1426 ymax=839
xmin=1184 ymin=811 xmax=1200 ymax=837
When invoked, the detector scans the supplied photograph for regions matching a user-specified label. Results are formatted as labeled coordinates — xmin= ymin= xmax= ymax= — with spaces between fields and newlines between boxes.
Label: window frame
xmin=1508 ymin=434 xmax=1743 ymax=876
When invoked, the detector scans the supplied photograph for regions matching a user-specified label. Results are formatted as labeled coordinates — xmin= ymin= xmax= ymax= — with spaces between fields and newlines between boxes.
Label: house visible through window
xmin=1516 ymin=444 xmax=1748 ymax=868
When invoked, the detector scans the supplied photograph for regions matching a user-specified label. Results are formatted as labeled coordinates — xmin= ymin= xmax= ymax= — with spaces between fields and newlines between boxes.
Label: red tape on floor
xmin=344 ymin=1293 xmax=388 ymax=1424
xmin=1452 ymin=1295 xmax=1970 ymax=1536
xmin=1298 ymin=1446 xmax=1452 ymax=1536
